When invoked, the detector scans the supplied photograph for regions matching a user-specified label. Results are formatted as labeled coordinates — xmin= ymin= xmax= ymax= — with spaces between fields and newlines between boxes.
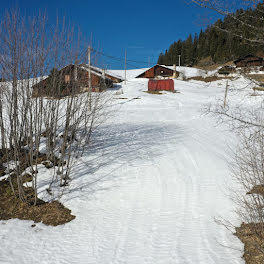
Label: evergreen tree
xmin=185 ymin=34 xmax=194 ymax=65
xmin=157 ymin=2 xmax=264 ymax=66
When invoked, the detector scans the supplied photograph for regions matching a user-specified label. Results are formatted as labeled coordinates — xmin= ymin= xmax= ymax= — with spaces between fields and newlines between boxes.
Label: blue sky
xmin=0 ymin=0 xmax=220 ymax=69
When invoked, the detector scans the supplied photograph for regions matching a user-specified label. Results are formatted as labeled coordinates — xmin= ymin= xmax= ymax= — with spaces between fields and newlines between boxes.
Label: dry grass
xmin=195 ymin=60 xmax=234 ymax=71
xmin=249 ymin=74 xmax=264 ymax=83
xmin=235 ymin=223 xmax=264 ymax=264
xmin=253 ymin=87 xmax=264 ymax=92
xmin=144 ymin=91 xmax=163 ymax=95
xmin=188 ymin=76 xmax=232 ymax=83
xmin=0 ymin=174 xmax=75 ymax=226
xmin=250 ymin=94 xmax=263 ymax=97
xmin=235 ymin=185 xmax=264 ymax=264
xmin=144 ymin=90 xmax=179 ymax=94
xmin=247 ymin=185 xmax=264 ymax=196
xmin=0 ymin=148 xmax=75 ymax=226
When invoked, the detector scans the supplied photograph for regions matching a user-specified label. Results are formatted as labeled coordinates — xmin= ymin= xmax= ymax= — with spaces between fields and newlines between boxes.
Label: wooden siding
xmin=145 ymin=67 xmax=155 ymax=78
xmin=154 ymin=66 xmax=173 ymax=77
xmin=32 ymin=64 xmax=113 ymax=98
xmin=234 ymin=55 xmax=264 ymax=67
xmin=148 ymin=79 xmax=174 ymax=92
xmin=137 ymin=65 xmax=176 ymax=79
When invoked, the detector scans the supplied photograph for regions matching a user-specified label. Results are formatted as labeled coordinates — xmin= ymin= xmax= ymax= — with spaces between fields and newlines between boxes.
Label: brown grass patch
xmin=250 ymin=94 xmax=263 ymax=97
xmin=195 ymin=60 xmax=234 ymax=71
xmin=248 ymin=74 xmax=264 ymax=83
xmin=235 ymin=223 xmax=264 ymax=264
xmin=144 ymin=90 xmax=179 ymax=95
xmin=253 ymin=87 xmax=264 ymax=92
xmin=0 ymin=148 xmax=75 ymax=226
xmin=188 ymin=76 xmax=232 ymax=82
xmin=144 ymin=91 xmax=163 ymax=95
xmin=0 ymin=175 xmax=75 ymax=226
xmin=247 ymin=185 xmax=264 ymax=196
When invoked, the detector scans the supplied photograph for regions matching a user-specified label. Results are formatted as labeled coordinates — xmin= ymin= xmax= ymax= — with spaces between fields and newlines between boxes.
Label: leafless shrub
xmin=190 ymin=1 xmax=264 ymax=261
xmin=0 ymin=9 xmax=112 ymax=205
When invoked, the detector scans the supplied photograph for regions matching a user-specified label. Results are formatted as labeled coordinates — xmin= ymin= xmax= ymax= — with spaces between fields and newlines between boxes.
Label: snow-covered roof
xmin=78 ymin=65 xmax=113 ymax=81
xmin=109 ymin=68 xmax=151 ymax=80
xmin=81 ymin=64 xmax=124 ymax=81
xmin=159 ymin=65 xmax=218 ymax=78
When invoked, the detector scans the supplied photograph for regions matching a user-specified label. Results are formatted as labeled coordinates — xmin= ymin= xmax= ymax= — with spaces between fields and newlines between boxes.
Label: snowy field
xmin=1 ymin=71 xmax=260 ymax=264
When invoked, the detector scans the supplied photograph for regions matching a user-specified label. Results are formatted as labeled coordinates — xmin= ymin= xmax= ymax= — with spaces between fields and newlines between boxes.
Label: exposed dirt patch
xmin=235 ymin=223 xmax=264 ymax=264
xmin=144 ymin=91 xmax=163 ymax=95
xmin=0 ymin=147 xmax=65 ymax=175
xmin=144 ymin=90 xmax=179 ymax=95
xmin=250 ymin=94 xmax=263 ymax=97
xmin=187 ymin=76 xmax=232 ymax=82
xmin=247 ymin=185 xmax=264 ymax=196
xmin=194 ymin=60 xmax=234 ymax=71
xmin=253 ymin=87 xmax=264 ymax=92
xmin=0 ymin=174 xmax=75 ymax=226
xmin=248 ymin=74 xmax=264 ymax=83
xmin=0 ymin=147 xmax=75 ymax=226
xmin=235 ymin=184 xmax=264 ymax=264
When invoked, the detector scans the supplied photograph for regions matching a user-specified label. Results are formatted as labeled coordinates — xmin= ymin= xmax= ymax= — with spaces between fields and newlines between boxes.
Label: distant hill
xmin=158 ymin=3 xmax=264 ymax=67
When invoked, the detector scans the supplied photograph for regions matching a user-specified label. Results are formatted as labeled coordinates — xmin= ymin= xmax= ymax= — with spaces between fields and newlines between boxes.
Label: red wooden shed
xmin=148 ymin=79 xmax=174 ymax=92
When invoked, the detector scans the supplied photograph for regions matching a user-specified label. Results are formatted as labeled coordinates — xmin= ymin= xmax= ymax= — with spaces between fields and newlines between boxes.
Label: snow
xmin=1 ymin=69 xmax=258 ymax=264
xmin=80 ymin=65 xmax=116 ymax=81
xmin=108 ymin=65 xmax=218 ymax=80
xmin=162 ymin=65 xmax=215 ymax=78
xmin=107 ymin=67 xmax=150 ymax=80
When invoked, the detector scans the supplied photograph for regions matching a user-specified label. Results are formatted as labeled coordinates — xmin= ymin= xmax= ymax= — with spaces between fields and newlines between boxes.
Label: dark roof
xmin=234 ymin=55 xmax=264 ymax=63
xmin=80 ymin=64 xmax=124 ymax=81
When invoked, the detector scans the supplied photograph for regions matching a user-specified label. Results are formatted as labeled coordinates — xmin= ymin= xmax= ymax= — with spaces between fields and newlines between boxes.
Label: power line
xmin=91 ymin=48 xmax=156 ymax=66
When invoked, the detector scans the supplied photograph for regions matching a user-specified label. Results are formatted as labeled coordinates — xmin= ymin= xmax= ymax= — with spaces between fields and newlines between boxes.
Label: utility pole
xmin=173 ymin=64 xmax=177 ymax=78
xmin=224 ymin=80 xmax=229 ymax=108
xmin=178 ymin=55 xmax=181 ymax=67
xmin=125 ymin=49 xmax=127 ymax=85
xmin=148 ymin=56 xmax=150 ymax=68
xmin=88 ymin=45 xmax=92 ymax=110
xmin=102 ymin=68 xmax=106 ymax=87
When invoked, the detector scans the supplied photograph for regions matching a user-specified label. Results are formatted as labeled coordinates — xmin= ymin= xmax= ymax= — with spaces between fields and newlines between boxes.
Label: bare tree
xmin=191 ymin=0 xmax=264 ymax=44
xmin=190 ymin=0 xmax=264 ymax=261
xmin=0 ymin=9 xmax=112 ymax=205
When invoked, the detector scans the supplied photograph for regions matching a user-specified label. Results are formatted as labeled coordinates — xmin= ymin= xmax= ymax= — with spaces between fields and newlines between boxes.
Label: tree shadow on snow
xmin=63 ymin=123 xmax=188 ymax=201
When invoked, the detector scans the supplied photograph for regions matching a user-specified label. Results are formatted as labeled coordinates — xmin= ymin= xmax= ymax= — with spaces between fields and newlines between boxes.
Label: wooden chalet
xmin=218 ymin=65 xmax=235 ymax=75
xmin=32 ymin=64 xmax=113 ymax=98
xmin=136 ymin=65 xmax=179 ymax=79
xmin=234 ymin=55 xmax=264 ymax=67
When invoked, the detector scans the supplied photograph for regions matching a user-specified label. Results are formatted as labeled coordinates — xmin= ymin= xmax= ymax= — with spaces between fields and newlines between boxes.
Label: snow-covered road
xmin=0 ymin=78 xmax=245 ymax=264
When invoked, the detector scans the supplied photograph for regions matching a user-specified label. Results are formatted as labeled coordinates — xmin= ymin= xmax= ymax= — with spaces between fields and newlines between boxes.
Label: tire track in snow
xmin=0 ymin=80 xmax=244 ymax=264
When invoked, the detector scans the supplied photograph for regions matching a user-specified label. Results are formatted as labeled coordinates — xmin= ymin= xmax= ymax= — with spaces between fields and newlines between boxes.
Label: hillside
xmin=1 ymin=68 xmax=259 ymax=263
xmin=158 ymin=2 xmax=264 ymax=66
